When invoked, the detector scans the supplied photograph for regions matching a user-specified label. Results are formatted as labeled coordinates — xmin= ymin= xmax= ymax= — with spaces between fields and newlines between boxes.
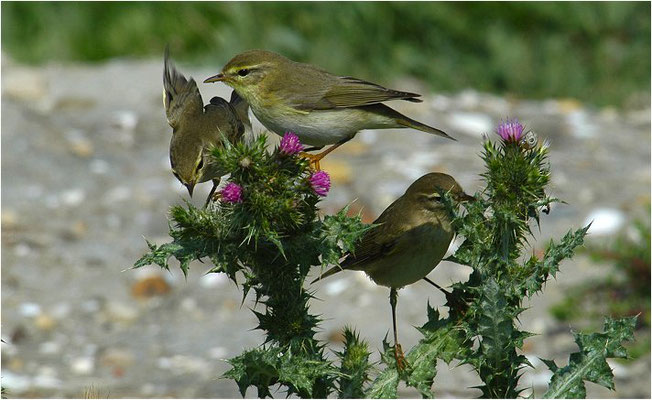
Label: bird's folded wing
xmin=163 ymin=49 xmax=204 ymax=128
xmin=341 ymin=202 xmax=407 ymax=270
xmin=204 ymin=97 xmax=245 ymax=144
xmin=303 ymin=76 xmax=422 ymax=110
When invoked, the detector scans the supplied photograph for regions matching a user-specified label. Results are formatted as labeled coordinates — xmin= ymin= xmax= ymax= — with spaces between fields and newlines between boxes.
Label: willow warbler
xmin=204 ymin=50 xmax=453 ymax=166
xmin=312 ymin=172 xmax=473 ymax=369
xmin=164 ymin=49 xmax=251 ymax=206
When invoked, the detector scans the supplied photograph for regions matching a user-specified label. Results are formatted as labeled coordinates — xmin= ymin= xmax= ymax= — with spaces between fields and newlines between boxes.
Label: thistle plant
xmin=135 ymin=124 xmax=636 ymax=398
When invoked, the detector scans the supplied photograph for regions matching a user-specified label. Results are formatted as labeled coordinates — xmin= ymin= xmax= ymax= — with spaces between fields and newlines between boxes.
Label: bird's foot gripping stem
xmin=394 ymin=343 xmax=408 ymax=372
xmin=299 ymin=140 xmax=347 ymax=170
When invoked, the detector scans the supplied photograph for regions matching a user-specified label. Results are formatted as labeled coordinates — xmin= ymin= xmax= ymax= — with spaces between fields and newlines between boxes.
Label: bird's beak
xmin=185 ymin=182 xmax=195 ymax=197
xmin=204 ymin=73 xmax=226 ymax=83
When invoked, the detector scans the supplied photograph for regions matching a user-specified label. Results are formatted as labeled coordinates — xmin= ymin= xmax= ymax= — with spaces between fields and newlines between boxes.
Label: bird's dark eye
xmin=237 ymin=69 xmax=250 ymax=77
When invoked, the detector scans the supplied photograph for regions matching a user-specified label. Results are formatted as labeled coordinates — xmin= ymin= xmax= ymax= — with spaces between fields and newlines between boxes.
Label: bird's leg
xmin=204 ymin=179 xmax=220 ymax=208
xmin=390 ymin=288 xmax=407 ymax=371
xmin=300 ymin=138 xmax=349 ymax=170
xmin=423 ymin=277 xmax=450 ymax=294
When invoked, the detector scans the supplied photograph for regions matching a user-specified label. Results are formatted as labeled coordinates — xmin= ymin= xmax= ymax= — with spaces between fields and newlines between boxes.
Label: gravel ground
xmin=1 ymin=54 xmax=650 ymax=398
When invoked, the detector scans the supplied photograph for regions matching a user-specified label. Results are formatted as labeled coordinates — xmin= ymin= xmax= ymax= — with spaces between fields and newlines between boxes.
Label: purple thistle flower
xmin=220 ymin=182 xmax=243 ymax=203
xmin=496 ymin=119 xmax=525 ymax=142
xmin=309 ymin=171 xmax=330 ymax=197
xmin=279 ymin=132 xmax=304 ymax=155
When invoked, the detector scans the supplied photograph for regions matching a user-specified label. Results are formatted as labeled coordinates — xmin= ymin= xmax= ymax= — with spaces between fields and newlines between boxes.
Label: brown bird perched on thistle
xmin=164 ymin=48 xmax=251 ymax=206
xmin=312 ymin=173 xmax=473 ymax=370
xmin=204 ymin=50 xmax=453 ymax=168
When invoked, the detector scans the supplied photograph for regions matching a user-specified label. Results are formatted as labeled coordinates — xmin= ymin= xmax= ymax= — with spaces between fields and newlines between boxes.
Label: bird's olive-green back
xmin=221 ymin=49 xmax=423 ymax=112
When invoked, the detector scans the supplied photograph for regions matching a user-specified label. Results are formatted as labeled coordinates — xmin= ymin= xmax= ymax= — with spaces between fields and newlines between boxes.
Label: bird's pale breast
xmin=251 ymin=105 xmax=398 ymax=146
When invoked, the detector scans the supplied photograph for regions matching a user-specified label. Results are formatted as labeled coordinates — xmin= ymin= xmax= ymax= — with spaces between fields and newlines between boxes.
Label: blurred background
xmin=1 ymin=2 xmax=650 ymax=398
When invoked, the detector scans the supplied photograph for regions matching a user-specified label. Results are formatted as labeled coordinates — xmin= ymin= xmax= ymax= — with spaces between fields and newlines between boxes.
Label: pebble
xmin=70 ymin=356 xmax=95 ymax=375
xmin=0 ymin=371 xmax=31 ymax=393
xmin=566 ymin=110 xmax=598 ymax=139
xmin=33 ymin=372 xmax=62 ymax=389
xmin=199 ymin=273 xmax=229 ymax=289
xmin=180 ymin=297 xmax=198 ymax=312
xmin=156 ymin=355 xmax=210 ymax=375
xmin=14 ymin=243 xmax=33 ymax=257
xmin=60 ymin=188 xmax=86 ymax=207
xmin=111 ymin=110 xmax=139 ymax=132
xmin=104 ymin=301 xmax=139 ymax=323
xmin=65 ymin=129 xmax=94 ymax=158
xmin=584 ymin=208 xmax=626 ymax=236
xmin=39 ymin=341 xmax=62 ymax=355
xmin=3 ymin=68 xmax=48 ymax=101
xmin=34 ymin=313 xmax=57 ymax=331
xmin=19 ymin=302 xmax=42 ymax=317
xmin=447 ymin=112 xmax=494 ymax=137
xmin=2 ymin=209 xmax=19 ymax=230
xmin=456 ymin=90 xmax=481 ymax=109
xmin=100 ymin=348 xmax=135 ymax=369
xmin=131 ymin=275 xmax=171 ymax=299
xmin=608 ymin=360 xmax=628 ymax=378
xmin=324 ymin=278 xmax=350 ymax=296
xmin=7 ymin=357 xmax=24 ymax=371
xmin=208 ymin=346 xmax=228 ymax=359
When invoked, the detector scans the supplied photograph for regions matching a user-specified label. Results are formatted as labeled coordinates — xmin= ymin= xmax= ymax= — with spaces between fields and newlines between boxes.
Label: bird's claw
xmin=299 ymin=152 xmax=322 ymax=170
xmin=394 ymin=343 xmax=408 ymax=372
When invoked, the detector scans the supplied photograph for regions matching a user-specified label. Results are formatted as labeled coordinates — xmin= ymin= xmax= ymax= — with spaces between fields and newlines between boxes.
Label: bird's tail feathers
xmin=397 ymin=117 xmax=455 ymax=141
xmin=310 ymin=265 xmax=344 ymax=284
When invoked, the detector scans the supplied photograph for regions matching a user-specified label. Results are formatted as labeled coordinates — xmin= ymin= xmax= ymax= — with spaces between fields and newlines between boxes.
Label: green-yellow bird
xmin=164 ymin=49 xmax=251 ymax=206
xmin=204 ymin=50 xmax=453 ymax=168
xmin=312 ymin=173 xmax=473 ymax=369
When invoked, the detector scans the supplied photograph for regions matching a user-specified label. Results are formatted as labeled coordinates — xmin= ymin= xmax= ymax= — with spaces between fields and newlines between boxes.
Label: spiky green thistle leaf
xmin=542 ymin=316 xmax=637 ymax=398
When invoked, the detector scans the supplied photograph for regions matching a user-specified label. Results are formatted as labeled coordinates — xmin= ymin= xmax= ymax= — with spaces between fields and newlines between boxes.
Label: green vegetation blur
xmin=2 ymin=2 xmax=649 ymax=106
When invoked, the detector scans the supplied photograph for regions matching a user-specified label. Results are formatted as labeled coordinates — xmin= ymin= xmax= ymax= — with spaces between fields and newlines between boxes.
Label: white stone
xmin=70 ymin=356 xmax=95 ymax=375
xmin=325 ymin=278 xmax=350 ymax=296
xmin=208 ymin=346 xmax=228 ymax=359
xmin=447 ymin=112 xmax=493 ymax=137
xmin=14 ymin=243 xmax=32 ymax=257
xmin=566 ymin=110 xmax=597 ymax=139
xmin=584 ymin=208 xmax=626 ymax=236
xmin=39 ymin=341 xmax=61 ymax=355
xmin=111 ymin=110 xmax=139 ymax=131
xmin=607 ymin=360 xmax=628 ymax=378
xmin=19 ymin=302 xmax=42 ymax=317
xmin=60 ymin=188 xmax=86 ymax=207
xmin=105 ymin=301 xmax=139 ymax=323
xmin=200 ymin=273 xmax=229 ymax=288
xmin=0 ymin=371 xmax=31 ymax=393
xmin=180 ymin=297 xmax=197 ymax=312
